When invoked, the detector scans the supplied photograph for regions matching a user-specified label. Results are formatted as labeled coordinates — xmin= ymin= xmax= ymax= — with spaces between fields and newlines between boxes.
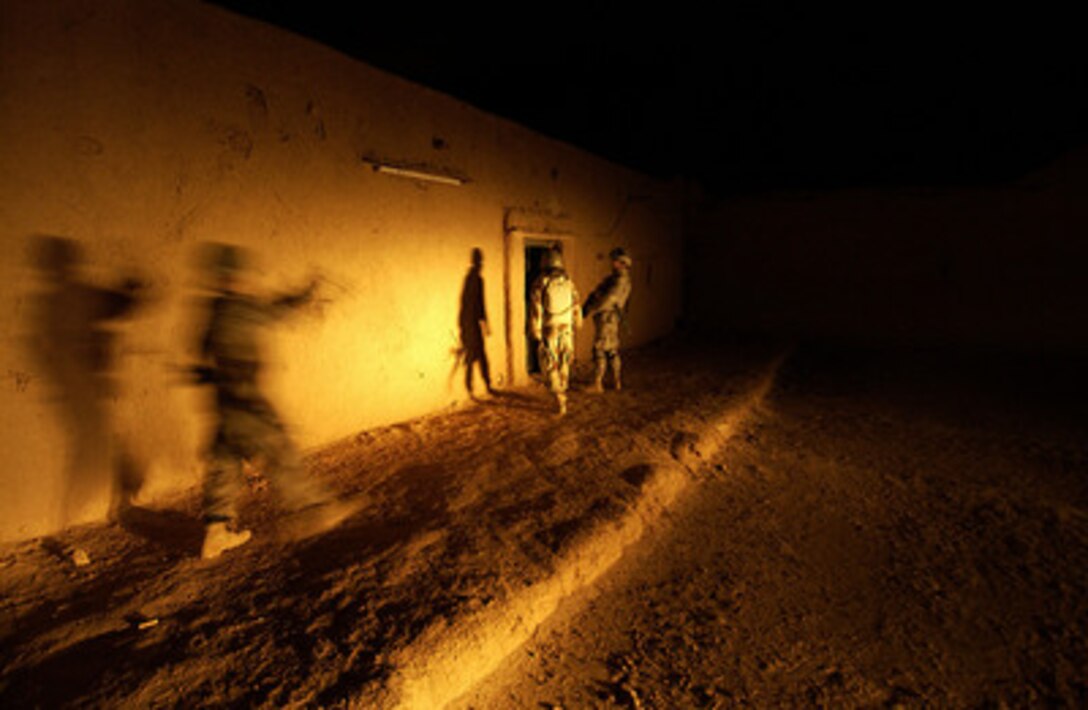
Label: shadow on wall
xmin=26 ymin=235 xmax=150 ymax=528
xmin=454 ymin=247 xmax=493 ymax=399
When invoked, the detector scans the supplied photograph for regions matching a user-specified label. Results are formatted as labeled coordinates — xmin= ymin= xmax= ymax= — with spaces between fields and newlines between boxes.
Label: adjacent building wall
xmin=688 ymin=151 xmax=1088 ymax=352
xmin=0 ymin=0 xmax=683 ymax=541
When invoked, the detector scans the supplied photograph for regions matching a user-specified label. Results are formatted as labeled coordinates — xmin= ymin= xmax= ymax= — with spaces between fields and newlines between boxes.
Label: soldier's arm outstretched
xmin=267 ymin=277 xmax=320 ymax=317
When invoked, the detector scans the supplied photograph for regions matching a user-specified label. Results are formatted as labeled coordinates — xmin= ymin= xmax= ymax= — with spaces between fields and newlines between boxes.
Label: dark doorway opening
xmin=525 ymin=244 xmax=550 ymax=374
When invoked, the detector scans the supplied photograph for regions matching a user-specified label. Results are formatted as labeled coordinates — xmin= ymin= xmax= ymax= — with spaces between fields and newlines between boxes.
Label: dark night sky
xmin=210 ymin=1 xmax=1087 ymax=195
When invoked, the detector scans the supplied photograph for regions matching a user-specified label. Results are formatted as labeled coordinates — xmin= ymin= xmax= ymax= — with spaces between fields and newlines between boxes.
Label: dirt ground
xmin=3 ymin=338 xmax=1087 ymax=708
xmin=0 ymin=336 xmax=774 ymax=707
xmin=456 ymin=345 xmax=1088 ymax=708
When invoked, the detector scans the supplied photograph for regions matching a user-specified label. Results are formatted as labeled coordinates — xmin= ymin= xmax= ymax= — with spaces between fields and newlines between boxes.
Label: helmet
xmin=204 ymin=242 xmax=247 ymax=274
xmin=543 ymin=248 xmax=564 ymax=269
xmin=34 ymin=235 xmax=81 ymax=275
xmin=609 ymin=247 xmax=632 ymax=268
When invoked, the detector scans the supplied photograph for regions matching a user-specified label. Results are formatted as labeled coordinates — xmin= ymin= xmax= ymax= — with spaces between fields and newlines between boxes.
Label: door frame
xmin=503 ymin=229 xmax=575 ymax=387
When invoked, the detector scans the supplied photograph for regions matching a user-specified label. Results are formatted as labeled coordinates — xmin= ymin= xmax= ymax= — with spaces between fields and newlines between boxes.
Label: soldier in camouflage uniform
xmin=529 ymin=247 xmax=581 ymax=415
xmin=194 ymin=244 xmax=349 ymax=559
xmin=583 ymin=247 xmax=632 ymax=393
xmin=31 ymin=235 xmax=148 ymax=528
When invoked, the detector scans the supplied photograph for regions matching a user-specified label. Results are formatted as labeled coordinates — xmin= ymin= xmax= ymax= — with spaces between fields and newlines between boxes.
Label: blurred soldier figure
xmin=529 ymin=246 xmax=581 ymax=415
xmin=193 ymin=243 xmax=350 ymax=559
xmin=458 ymin=247 xmax=493 ymax=398
xmin=30 ymin=235 xmax=148 ymax=528
xmin=583 ymin=247 xmax=632 ymax=393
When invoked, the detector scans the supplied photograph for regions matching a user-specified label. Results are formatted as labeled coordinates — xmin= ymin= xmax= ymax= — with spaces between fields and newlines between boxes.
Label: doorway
xmin=503 ymin=229 xmax=573 ymax=388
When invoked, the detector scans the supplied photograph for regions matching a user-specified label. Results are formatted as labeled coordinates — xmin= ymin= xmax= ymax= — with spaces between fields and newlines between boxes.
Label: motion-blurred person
xmin=583 ymin=247 xmax=633 ymax=393
xmin=458 ymin=248 xmax=494 ymax=398
xmin=192 ymin=243 xmax=351 ymax=560
xmin=529 ymin=246 xmax=581 ymax=415
xmin=29 ymin=235 xmax=148 ymax=528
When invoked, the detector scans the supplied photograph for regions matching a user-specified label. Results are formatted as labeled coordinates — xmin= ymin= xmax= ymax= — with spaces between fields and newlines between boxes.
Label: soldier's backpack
xmin=542 ymin=271 xmax=575 ymax=322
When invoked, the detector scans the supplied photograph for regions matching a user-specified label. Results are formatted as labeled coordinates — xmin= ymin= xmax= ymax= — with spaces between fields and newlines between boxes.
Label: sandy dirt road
xmin=456 ymin=347 xmax=1088 ymax=708
xmin=0 ymin=337 xmax=776 ymax=708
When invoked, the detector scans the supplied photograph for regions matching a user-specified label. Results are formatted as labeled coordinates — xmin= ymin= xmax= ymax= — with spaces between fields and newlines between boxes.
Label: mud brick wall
xmin=0 ymin=0 xmax=684 ymax=540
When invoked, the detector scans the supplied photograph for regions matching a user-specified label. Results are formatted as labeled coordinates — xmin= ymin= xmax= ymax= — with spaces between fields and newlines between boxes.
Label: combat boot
xmin=556 ymin=393 xmax=568 ymax=416
xmin=201 ymin=522 xmax=252 ymax=560
xmin=586 ymin=376 xmax=604 ymax=394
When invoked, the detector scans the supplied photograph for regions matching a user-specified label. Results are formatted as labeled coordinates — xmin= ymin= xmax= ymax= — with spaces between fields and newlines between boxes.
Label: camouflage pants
xmin=203 ymin=396 xmax=327 ymax=523
xmin=593 ymin=318 xmax=622 ymax=385
xmin=592 ymin=315 xmax=622 ymax=353
xmin=538 ymin=324 xmax=574 ymax=395
xmin=593 ymin=343 xmax=622 ymax=385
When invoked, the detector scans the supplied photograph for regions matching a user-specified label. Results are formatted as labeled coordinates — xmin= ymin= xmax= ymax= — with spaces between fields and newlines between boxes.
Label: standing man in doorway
xmin=529 ymin=246 xmax=581 ymax=416
xmin=583 ymin=247 xmax=632 ymax=393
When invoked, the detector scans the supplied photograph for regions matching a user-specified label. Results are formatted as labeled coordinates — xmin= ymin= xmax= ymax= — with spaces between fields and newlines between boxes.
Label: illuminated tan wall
xmin=0 ymin=0 xmax=683 ymax=541
xmin=689 ymin=154 xmax=1088 ymax=351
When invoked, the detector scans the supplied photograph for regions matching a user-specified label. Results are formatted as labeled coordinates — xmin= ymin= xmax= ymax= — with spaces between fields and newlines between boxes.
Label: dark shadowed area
xmin=210 ymin=1 xmax=1087 ymax=193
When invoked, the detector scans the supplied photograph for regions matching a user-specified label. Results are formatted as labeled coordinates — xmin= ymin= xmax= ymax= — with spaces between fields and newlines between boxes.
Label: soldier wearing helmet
xmin=583 ymin=247 xmax=632 ymax=393
xmin=30 ymin=235 xmax=149 ymax=528
xmin=192 ymin=243 xmax=352 ymax=559
xmin=528 ymin=245 xmax=582 ymax=415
